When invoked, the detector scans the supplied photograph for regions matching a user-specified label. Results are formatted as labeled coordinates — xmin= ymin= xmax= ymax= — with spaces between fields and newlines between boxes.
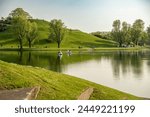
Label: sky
xmin=0 ymin=0 xmax=150 ymax=32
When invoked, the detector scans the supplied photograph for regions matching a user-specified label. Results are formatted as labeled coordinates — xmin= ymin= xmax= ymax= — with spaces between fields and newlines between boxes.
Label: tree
xmin=10 ymin=8 xmax=31 ymax=50
xmin=26 ymin=21 xmax=38 ymax=48
xmin=9 ymin=8 xmax=31 ymax=19
xmin=131 ymin=19 xmax=145 ymax=45
xmin=147 ymin=26 xmax=150 ymax=39
xmin=49 ymin=19 xmax=66 ymax=48
xmin=145 ymin=26 xmax=150 ymax=45
xmin=139 ymin=31 xmax=148 ymax=46
xmin=121 ymin=22 xmax=132 ymax=46
xmin=111 ymin=20 xmax=123 ymax=47
xmin=13 ymin=16 xmax=28 ymax=50
xmin=0 ymin=17 xmax=7 ymax=32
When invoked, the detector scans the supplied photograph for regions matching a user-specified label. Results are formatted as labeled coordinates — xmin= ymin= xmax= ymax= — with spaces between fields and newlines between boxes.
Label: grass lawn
xmin=0 ymin=60 xmax=141 ymax=100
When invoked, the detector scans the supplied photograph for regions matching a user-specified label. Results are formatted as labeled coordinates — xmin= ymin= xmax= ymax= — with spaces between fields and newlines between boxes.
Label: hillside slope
xmin=0 ymin=19 xmax=116 ymax=48
xmin=0 ymin=60 xmax=140 ymax=100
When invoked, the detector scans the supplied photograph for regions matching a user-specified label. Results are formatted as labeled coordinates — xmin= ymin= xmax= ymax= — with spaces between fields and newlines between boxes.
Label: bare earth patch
xmin=78 ymin=87 xmax=93 ymax=100
xmin=0 ymin=86 xmax=40 ymax=100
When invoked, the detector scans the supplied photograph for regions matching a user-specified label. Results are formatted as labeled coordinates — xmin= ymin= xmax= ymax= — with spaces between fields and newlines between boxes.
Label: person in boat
xmin=58 ymin=51 xmax=63 ymax=57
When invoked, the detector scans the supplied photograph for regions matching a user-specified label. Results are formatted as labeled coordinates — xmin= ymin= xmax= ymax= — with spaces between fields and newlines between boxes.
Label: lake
xmin=0 ymin=50 xmax=150 ymax=98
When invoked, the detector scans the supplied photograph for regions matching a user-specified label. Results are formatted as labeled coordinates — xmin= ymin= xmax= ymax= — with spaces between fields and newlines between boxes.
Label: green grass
xmin=0 ymin=60 xmax=141 ymax=100
xmin=0 ymin=19 xmax=117 ymax=48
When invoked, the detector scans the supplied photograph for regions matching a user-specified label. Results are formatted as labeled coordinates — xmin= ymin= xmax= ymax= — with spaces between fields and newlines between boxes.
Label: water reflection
xmin=0 ymin=50 xmax=150 ymax=75
xmin=111 ymin=51 xmax=143 ymax=78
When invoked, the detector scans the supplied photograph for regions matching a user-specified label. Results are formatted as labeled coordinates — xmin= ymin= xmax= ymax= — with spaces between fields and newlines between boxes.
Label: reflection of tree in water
xmin=18 ymin=51 xmax=23 ymax=63
xmin=1 ymin=50 xmax=150 ymax=77
xmin=55 ymin=56 xmax=63 ymax=73
xmin=28 ymin=51 xmax=31 ymax=63
xmin=111 ymin=51 xmax=143 ymax=78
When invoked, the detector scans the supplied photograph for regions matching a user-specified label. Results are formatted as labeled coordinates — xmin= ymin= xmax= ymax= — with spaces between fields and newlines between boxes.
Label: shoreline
xmin=0 ymin=47 xmax=148 ymax=52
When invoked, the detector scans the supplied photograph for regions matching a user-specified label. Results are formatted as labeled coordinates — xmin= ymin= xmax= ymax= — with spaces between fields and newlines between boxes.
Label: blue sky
xmin=0 ymin=0 xmax=150 ymax=32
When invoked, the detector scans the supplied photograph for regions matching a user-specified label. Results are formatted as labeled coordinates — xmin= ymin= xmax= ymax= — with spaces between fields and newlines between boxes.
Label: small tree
xmin=131 ymin=19 xmax=145 ymax=45
xmin=26 ymin=21 xmax=38 ymax=48
xmin=49 ymin=19 xmax=66 ymax=48
xmin=111 ymin=20 xmax=123 ymax=47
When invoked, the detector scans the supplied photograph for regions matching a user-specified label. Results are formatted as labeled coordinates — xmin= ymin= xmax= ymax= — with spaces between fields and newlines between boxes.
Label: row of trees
xmin=111 ymin=19 xmax=150 ymax=47
xmin=0 ymin=8 xmax=66 ymax=49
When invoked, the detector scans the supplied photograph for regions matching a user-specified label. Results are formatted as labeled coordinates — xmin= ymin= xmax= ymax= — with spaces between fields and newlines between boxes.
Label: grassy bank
xmin=0 ymin=60 xmax=141 ymax=100
xmin=0 ymin=46 xmax=147 ymax=52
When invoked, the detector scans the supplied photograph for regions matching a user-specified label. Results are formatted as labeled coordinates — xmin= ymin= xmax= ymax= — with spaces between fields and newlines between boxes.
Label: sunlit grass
xmin=0 ymin=60 xmax=141 ymax=100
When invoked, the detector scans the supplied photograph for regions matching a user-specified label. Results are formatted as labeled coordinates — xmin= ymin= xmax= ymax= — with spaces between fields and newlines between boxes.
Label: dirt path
xmin=0 ymin=86 xmax=40 ymax=100
xmin=78 ymin=87 xmax=93 ymax=100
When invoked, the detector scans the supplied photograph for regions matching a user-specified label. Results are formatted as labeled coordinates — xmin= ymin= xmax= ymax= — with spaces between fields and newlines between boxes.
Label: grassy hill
xmin=0 ymin=60 xmax=140 ymax=100
xmin=0 ymin=19 xmax=116 ymax=48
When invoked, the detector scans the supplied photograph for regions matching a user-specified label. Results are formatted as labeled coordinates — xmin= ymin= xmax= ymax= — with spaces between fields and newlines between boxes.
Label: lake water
xmin=0 ymin=50 xmax=150 ymax=98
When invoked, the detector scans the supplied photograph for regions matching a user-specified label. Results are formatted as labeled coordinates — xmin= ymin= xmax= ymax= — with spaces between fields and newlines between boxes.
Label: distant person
xmin=67 ymin=50 xmax=72 ymax=56
xmin=58 ymin=51 xmax=63 ymax=57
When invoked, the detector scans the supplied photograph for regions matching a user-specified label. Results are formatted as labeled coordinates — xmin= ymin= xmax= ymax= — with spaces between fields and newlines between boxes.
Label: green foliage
xmin=49 ymin=19 xmax=66 ymax=48
xmin=0 ymin=17 xmax=8 ymax=32
xmin=9 ymin=8 xmax=31 ymax=19
xmin=147 ymin=26 xmax=150 ymax=38
xmin=91 ymin=31 xmax=112 ymax=40
xmin=12 ymin=16 xmax=28 ymax=50
xmin=10 ymin=8 xmax=32 ymax=50
xmin=111 ymin=19 xmax=148 ymax=47
xmin=121 ymin=22 xmax=131 ymax=45
xmin=146 ymin=26 xmax=150 ymax=45
xmin=111 ymin=20 xmax=123 ymax=47
xmin=26 ymin=21 xmax=38 ymax=48
xmin=131 ymin=19 xmax=145 ymax=45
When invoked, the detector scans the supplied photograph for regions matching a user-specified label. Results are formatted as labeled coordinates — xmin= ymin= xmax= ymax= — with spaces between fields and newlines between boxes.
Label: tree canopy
xmin=49 ymin=19 xmax=66 ymax=48
xmin=26 ymin=21 xmax=38 ymax=48
xmin=9 ymin=8 xmax=31 ymax=19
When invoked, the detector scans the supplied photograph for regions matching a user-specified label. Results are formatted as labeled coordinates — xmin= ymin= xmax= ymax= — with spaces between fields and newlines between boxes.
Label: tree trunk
xmin=136 ymin=41 xmax=138 ymax=46
xmin=119 ymin=42 xmax=122 ymax=47
xmin=58 ymin=42 xmax=60 ymax=48
xmin=19 ymin=39 xmax=23 ymax=51
xmin=29 ymin=41 xmax=31 ymax=48
xmin=19 ymin=50 xmax=23 ymax=63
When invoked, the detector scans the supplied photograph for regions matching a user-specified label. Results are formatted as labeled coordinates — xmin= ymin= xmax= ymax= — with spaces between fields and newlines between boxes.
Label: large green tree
xmin=131 ymin=19 xmax=145 ymax=45
xmin=26 ymin=21 xmax=38 ymax=48
xmin=9 ymin=8 xmax=31 ymax=50
xmin=9 ymin=8 xmax=31 ymax=19
xmin=49 ymin=19 xmax=66 ymax=48
xmin=111 ymin=20 xmax=124 ymax=47
xmin=121 ymin=22 xmax=132 ymax=46
xmin=13 ymin=16 xmax=28 ymax=50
